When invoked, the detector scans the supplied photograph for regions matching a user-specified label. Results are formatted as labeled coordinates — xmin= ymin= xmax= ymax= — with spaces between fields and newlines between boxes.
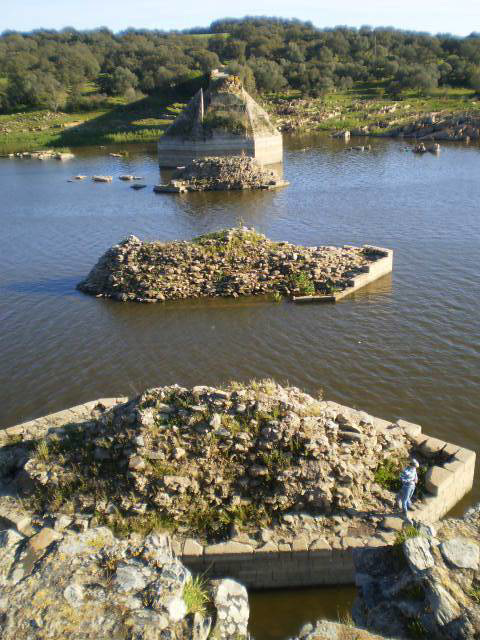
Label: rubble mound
xmin=12 ymin=381 xmax=420 ymax=543
xmin=0 ymin=525 xmax=249 ymax=639
xmin=77 ymin=227 xmax=379 ymax=302
xmin=160 ymin=155 xmax=286 ymax=191
xmin=352 ymin=504 xmax=480 ymax=639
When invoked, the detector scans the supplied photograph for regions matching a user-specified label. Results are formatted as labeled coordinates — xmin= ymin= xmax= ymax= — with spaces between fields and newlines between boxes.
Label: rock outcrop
xmin=352 ymin=504 xmax=480 ymax=639
xmin=387 ymin=113 xmax=480 ymax=141
xmin=76 ymin=227 xmax=382 ymax=303
xmin=154 ymin=156 xmax=287 ymax=192
xmin=0 ymin=524 xmax=249 ymax=639
xmin=293 ymin=620 xmax=392 ymax=640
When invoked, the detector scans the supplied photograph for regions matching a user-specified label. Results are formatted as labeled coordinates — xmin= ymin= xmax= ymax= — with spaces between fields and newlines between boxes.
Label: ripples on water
xmin=1 ymin=135 xmax=479 ymax=638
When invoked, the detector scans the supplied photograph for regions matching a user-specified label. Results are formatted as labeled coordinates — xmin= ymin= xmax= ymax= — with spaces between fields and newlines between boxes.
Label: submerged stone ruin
xmin=76 ymin=227 xmax=390 ymax=303
xmin=157 ymin=70 xmax=283 ymax=166
xmin=0 ymin=380 xmax=474 ymax=586
xmin=154 ymin=155 xmax=288 ymax=192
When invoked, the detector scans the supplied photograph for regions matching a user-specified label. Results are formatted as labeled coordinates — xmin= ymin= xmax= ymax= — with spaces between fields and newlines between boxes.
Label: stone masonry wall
xmin=0 ymin=397 xmax=475 ymax=589
xmin=293 ymin=246 xmax=393 ymax=303
xmin=158 ymin=133 xmax=283 ymax=167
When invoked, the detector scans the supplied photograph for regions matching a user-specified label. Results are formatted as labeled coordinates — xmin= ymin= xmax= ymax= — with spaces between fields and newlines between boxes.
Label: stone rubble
xmin=292 ymin=620 xmax=392 ymax=640
xmin=155 ymin=156 xmax=287 ymax=192
xmin=0 ymin=381 xmax=434 ymax=550
xmin=351 ymin=503 xmax=480 ymax=639
xmin=3 ymin=149 xmax=75 ymax=160
xmin=76 ymin=227 xmax=382 ymax=303
xmin=387 ymin=113 xmax=480 ymax=141
xmin=0 ymin=525 xmax=249 ymax=639
xmin=268 ymin=96 xmax=480 ymax=143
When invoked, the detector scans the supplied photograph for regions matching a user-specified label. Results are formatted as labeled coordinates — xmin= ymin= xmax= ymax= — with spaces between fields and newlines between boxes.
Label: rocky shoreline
xmin=154 ymin=157 xmax=288 ymax=193
xmin=77 ymin=227 xmax=385 ymax=303
xmin=268 ymin=96 xmax=480 ymax=143
xmin=375 ymin=113 xmax=480 ymax=141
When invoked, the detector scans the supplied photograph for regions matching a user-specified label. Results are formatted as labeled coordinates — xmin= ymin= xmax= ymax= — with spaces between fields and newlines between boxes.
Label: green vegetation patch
xmin=183 ymin=576 xmax=211 ymax=615
xmin=394 ymin=525 xmax=421 ymax=546
xmin=289 ymin=271 xmax=316 ymax=296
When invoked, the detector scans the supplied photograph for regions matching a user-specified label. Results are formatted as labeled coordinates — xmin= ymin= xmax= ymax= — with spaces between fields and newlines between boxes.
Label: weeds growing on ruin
xmin=183 ymin=575 xmax=211 ymax=615
xmin=394 ymin=525 xmax=420 ymax=546
xmin=407 ymin=617 xmax=427 ymax=638
xmin=98 ymin=510 xmax=174 ymax=538
xmin=467 ymin=585 xmax=480 ymax=603
xmin=289 ymin=271 xmax=316 ymax=295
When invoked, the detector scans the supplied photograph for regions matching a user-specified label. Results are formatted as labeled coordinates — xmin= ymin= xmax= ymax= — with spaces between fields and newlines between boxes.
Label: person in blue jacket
xmin=397 ymin=459 xmax=419 ymax=521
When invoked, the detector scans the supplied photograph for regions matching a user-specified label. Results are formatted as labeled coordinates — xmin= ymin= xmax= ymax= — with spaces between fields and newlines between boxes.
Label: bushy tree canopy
xmin=1 ymin=17 xmax=480 ymax=111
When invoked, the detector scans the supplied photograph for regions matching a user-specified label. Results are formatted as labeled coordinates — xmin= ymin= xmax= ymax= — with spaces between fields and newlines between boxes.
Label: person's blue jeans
xmin=398 ymin=482 xmax=415 ymax=515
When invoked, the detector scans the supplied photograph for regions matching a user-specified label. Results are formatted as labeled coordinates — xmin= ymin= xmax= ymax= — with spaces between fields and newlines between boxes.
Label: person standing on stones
xmin=397 ymin=459 xmax=419 ymax=521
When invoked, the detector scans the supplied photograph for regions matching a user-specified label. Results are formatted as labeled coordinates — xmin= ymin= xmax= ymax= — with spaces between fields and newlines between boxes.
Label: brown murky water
xmin=1 ymin=134 xmax=479 ymax=637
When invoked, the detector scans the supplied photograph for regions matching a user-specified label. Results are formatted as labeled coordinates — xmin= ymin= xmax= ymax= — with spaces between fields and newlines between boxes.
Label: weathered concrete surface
xmin=158 ymin=71 xmax=282 ymax=166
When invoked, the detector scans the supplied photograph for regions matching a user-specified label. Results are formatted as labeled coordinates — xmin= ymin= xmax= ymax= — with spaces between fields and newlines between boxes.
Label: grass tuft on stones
xmin=183 ymin=575 xmax=210 ymax=616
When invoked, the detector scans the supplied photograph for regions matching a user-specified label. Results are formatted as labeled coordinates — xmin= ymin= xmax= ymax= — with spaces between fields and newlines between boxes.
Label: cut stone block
xmin=442 ymin=460 xmax=465 ymax=474
xmin=204 ymin=540 xmax=253 ymax=556
xmin=344 ymin=536 xmax=364 ymax=549
xmin=381 ymin=516 xmax=405 ymax=532
xmin=292 ymin=535 xmax=309 ymax=552
xmin=309 ymin=537 xmax=331 ymax=552
xmin=454 ymin=448 xmax=476 ymax=467
xmin=183 ymin=538 xmax=203 ymax=557
xmin=396 ymin=419 xmax=422 ymax=438
xmin=255 ymin=540 xmax=278 ymax=553
xmin=425 ymin=466 xmax=454 ymax=495
xmin=420 ymin=437 xmax=446 ymax=457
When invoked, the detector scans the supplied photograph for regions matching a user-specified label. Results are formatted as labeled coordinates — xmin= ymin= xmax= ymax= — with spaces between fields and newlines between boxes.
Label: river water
xmin=1 ymin=135 xmax=479 ymax=637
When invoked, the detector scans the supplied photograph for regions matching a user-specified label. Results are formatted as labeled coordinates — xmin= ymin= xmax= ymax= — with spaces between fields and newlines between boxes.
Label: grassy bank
xmin=0 ymin=94 xmax=187 ymax=154
xmin=1 ymin=83 xmax=479 ymax=154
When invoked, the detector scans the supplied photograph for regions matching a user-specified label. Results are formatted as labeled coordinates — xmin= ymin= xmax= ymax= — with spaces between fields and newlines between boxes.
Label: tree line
xmin=1 ymin=17 xmax=480 ymax=112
